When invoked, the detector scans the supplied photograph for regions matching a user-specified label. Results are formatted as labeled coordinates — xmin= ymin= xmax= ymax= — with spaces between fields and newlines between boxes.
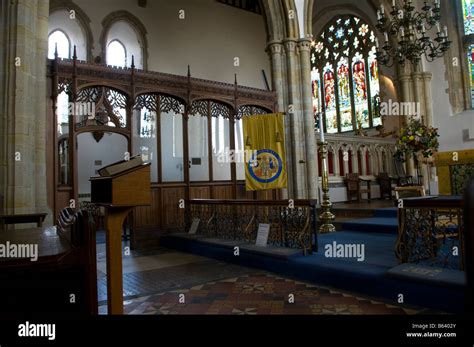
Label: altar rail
xmin=395 ymin=196 xmax=465 ymax=270
xmin=185 ymin=199 xmax=318 ymax=255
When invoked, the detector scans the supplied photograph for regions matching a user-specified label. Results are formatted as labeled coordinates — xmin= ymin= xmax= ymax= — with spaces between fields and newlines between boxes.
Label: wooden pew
xmin=0 ymin=208 xmax=98 ymax=317
xmin=0 ymin=212 xmax=47 ymax=229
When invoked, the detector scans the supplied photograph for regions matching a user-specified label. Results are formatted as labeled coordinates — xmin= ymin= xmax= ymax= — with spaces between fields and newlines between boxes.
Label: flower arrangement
xmin=394 ymin=118 xmax=439 ymax=163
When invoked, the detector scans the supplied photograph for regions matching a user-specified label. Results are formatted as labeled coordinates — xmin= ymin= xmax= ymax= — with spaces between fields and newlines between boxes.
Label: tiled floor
xmin=97 ymin=245 xmax=433 ymax=315
xmin=113 ymin=273 xmax=422 ymax=315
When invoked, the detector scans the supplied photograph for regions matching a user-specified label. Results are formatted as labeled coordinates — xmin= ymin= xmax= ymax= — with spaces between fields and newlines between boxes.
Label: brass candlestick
xmin=318 ymin=141 xmax=335 ymax=233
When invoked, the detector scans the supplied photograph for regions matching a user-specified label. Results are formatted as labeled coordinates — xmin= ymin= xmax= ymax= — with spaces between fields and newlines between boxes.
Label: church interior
xmin=1 ymin=0 xmax=474 ymax=335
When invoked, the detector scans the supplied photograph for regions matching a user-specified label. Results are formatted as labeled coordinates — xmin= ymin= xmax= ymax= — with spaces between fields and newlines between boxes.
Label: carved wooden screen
xmin=189 ymin=100 xmax=233 ymax=182
xmin=133 ymin=93 xmax=185 ymax=182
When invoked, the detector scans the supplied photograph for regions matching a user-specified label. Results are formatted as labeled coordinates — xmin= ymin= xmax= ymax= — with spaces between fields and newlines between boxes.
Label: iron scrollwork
xmin=184 ymin=200 xmax=317 ymax=255
xmin=396 ymin=205 xmax=464 ymax=269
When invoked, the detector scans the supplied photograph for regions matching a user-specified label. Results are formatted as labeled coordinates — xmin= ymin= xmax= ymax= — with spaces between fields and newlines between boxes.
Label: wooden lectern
xmin=91 ymin=162 xmax=151 ymax=314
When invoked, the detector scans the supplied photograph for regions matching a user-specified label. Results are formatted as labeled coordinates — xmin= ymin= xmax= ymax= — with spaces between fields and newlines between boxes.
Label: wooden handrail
xmin=186 ymin=199 xmax=317 ymax=207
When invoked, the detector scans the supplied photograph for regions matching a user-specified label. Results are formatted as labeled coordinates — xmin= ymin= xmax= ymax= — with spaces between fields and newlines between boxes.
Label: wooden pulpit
xmin=90 ymin=161 xmax=151 ymax=314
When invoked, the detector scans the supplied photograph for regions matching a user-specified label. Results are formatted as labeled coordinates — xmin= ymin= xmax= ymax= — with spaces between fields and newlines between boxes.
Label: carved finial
xmin=73 ymin=45 xmax=77 ymax=60
xmin=131 ymin=55 xmax=135 ymax=69
xmin=187 ymin=65 xmax=191 ymax=77
xmin=234 ymin=73 xmax=238 ymax=85
xmin=54 ymin=43 xmax=58 ymax=59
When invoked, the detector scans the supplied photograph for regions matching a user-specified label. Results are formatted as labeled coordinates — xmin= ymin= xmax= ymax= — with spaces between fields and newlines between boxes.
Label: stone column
xmin=267 ymin=41 xmax=290 ymax=198
xmin=378 ymin=150 xmax=384 ymax=174
xmin=343 ymin=148 xmax=350 ymax=176
xmin=351 ymin=149 xmax=359 ymax=174
xmin=412 ymin=71 xmax=424 ymax=119
xmin=284 ymin=38 xmax=306 ymax=198
xmin=422 ymin=72 xmax=433 ymax=127
xmin=297 ymin=38 xmax=318 ymax=199
xmin=0 ymin=0 xmax=50 ymax=221
xmin=361 ymin=148 xmax=367 ymax=175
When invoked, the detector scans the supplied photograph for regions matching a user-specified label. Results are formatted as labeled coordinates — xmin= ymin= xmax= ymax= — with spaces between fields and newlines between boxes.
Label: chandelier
xmin=375 ymin=0 xmax=451 ymax=67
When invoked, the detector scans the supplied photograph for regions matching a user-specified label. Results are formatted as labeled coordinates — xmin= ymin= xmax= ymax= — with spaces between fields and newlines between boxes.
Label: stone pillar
xmin=361 ymin=148 xmax=367 ymax=175
xmin=284 ymin=38 xmax=306 ymax=198
xmin=267 ymin=41 xmax=290 ymax=198
xmin=351 ymin=150 xmax=359 ymax=174
xmin=297 ymin=38 xmax=318 ymax=199
xmin=0 ymin=0 xmax=50 ymax=221
xmin=378 ymin=150 xmax=384 ymax=174
xmin=412 ymin=71 xmax=424 ymax=120
xmin=343 ymin=149 xmax=350 ymax=176
xmin=333 ymin=149 xmax=340 ymax=177
xmin=422 ymin=72 xmax=433 ymax=127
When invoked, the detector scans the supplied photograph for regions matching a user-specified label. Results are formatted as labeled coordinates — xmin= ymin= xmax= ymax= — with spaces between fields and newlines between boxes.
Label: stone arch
xmin=100 ymin=10 xmax=148 ymax=70
xmin=49 ymin=0 xmax=94 ymax=61
xmin=282 ymin=0 xmax=299 ymax=39
xmin=260 ymin=0 xmax=285 ymax=42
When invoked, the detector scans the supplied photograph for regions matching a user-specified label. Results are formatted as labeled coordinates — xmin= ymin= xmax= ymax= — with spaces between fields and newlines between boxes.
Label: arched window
xmin=311 ymin=15 xmax=381 ymax=134
xmin=102 ymin=13 xmax=147 ymax=69
xmin=48 ymin=8 xmax=90 ymax=61
xmin=107 ymin=40 xmax=127 ymax=67
xmin=462 ymin=0 xmax=474 ymax=107
xmin=48 ymin=30 xmax=70 ymax=59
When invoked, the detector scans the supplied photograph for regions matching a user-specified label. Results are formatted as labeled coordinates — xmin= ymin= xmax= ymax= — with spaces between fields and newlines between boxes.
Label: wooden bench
xmin=0 ymin=213 xmax=47 ymax=229
xmin=0 ymin=208 xmax=98 ymax=316
xmin=345 ymin=174 xmax=371 ymax=202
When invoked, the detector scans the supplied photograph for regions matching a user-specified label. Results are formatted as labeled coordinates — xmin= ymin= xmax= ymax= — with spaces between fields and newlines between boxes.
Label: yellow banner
xmin=243 ymin=113 xmax=287 ymax=191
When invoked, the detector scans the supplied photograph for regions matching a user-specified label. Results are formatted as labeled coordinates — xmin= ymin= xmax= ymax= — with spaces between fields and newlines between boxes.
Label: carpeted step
xmin=373 ymin=208 xmax=398 ymax=219
xmin=340 ymin=217 xmax=398 ymax=234
xmin=387 ymin=264 xmax=466 ymax=287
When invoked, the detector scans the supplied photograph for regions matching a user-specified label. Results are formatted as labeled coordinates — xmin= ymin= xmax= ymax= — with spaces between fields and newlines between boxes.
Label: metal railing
xmin=184 ymin=199 xmax=318 ymax=255
xmin=395 ymin=196 xmax=464 ymax=269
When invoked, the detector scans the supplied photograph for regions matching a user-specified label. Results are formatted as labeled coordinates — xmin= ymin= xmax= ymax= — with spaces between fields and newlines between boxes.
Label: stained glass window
xmin=463 ymin=0 xmax=474 ymax=35
xmin=463 ymin=0 xmax=474 ymax=107
xmin=311 ymin=15 xmax=381 ymax=133
xmin=469 ymin=44 xmax=474 ymax=107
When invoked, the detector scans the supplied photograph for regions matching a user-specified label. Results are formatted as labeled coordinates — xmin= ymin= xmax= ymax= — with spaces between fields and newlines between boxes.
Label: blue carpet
xmin=373 ymin=208 xmax=397 ymax=218
xmin=96 ymin=230 xmax=106 ymax=244
xmin=161 ymin=230 xmax=465 ymax=313
xmin=340 ymin=217 xmax=398 ymax=234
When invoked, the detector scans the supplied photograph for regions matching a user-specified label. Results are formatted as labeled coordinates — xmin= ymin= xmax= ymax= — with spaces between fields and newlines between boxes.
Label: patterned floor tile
xmin=99 ymin=273 xmax=427 ymax=315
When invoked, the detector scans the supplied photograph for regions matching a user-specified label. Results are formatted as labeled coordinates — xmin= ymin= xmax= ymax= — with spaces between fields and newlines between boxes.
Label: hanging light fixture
xmin=375 ymin=0 xmax=451 ymax=67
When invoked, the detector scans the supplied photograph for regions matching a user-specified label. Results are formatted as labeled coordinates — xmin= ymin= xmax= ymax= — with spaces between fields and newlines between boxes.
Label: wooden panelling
xmin=212 ymin=185 xmax=233 ymax=199
xmin=256 ymin=189 xmax=275 ymax=200
xmin=161 ymin=187 xmax=185 ymax=229
xmin=133 ymin=188 xmax=161 ymax=227
xmin=190 ymin=186 xmax=211 ymax=199
xmin=236 ymin=184 xmax=254 ymax=199
xmin=56 ymin=190 xmax=71 ymax=221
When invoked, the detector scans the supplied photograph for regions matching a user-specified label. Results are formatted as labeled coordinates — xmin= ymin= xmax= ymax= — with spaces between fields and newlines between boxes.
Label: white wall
xmin=77 ymin=132 xmax=128 ymax=194
xmin=106 ymin=20 xmax=143 ymax=69
xmin=427 ymin=57 xmax=474 ymax=152
xmin=49 ymin=9 xmax=87 ymax=60
xmin=73 ymin=0 xmax=270 ymax=88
